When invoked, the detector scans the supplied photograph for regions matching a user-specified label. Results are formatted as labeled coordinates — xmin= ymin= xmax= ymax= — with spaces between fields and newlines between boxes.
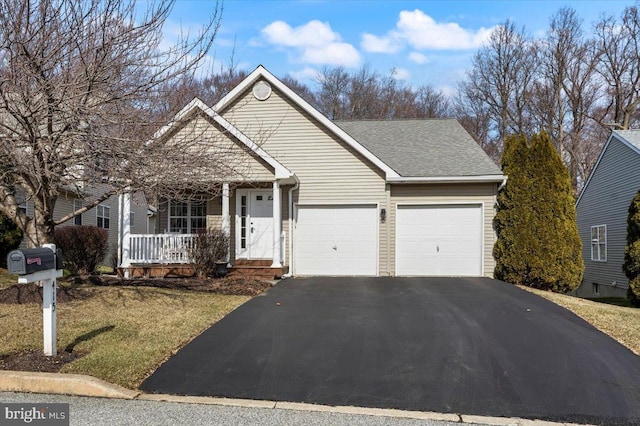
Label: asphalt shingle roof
xmin=615 ymin=129 xmax=640 ymax=151
xmin=336 ymin=119 xmax=502 ymax=178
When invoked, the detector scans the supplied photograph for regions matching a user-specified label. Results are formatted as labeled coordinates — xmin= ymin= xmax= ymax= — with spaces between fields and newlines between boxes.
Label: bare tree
xmin=457 ymin=21 xmax=538 ymax=154
xmin=0 ymin=0 xmax=229 ymax=246
xmin=595 ymin=5 xmax=640 ymax=130
xmin=535 ymin=7 xmax=602 ymax=191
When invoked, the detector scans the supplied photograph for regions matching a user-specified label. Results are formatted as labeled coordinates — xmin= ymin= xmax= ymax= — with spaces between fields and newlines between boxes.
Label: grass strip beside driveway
xmin=522 ymin=286 xmax=640 ymax=355
xmin=0 ymin=285 xmax=249 ymax=389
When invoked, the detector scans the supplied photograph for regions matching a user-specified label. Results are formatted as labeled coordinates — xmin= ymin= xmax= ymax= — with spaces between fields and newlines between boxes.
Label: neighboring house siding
xmin=220 ymin=84 xmax=390 ymax=274
xmin=576 ymin=136 xmax=640 ymax=297
xmin=21 ymin=188 xmax=148 ymax=268
xmin=389 ymin=183 xmax=498 ymax=277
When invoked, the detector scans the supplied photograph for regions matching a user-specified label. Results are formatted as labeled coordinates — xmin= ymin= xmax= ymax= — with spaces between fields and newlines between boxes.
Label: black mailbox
xmin=7 ymin=248 xmax=62 ymax=275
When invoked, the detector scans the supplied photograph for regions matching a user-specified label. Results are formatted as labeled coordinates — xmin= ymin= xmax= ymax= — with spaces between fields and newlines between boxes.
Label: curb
xmin=0 ymin=371 xmax=594 ymax=426
xmin=0 ymin=371 xmax=139 ymax=400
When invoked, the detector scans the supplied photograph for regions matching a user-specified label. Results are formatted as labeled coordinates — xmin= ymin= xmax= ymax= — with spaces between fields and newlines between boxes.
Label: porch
xmin=117 ymin=180 xmax=294 ymax=279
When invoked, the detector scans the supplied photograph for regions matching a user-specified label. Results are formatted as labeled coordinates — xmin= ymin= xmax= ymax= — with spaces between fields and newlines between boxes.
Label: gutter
xmin=282 ymin=176 xmax=300 ymax=279
xmin=386 ymin=175 xmax=507 ymax=184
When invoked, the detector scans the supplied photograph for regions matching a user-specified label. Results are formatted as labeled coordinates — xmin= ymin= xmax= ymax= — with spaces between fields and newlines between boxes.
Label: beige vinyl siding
xmin=575 ymin=136 xmax=639 ymax=297
xmin=221 ymin=83 xmax=389 ymax=273
xmin=390 ymin=183 xmax=498 ymax=277
xmin=167 ymin=113 xmax=275 ymax=182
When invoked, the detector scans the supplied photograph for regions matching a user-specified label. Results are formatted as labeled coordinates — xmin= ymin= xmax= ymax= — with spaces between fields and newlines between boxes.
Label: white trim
xmin=590 ymin=224 xmax=607 ymax=262
xmin=292 ymin=203 xmax=379 ymax=276
xmin=387 ymin=175 xmax=506 ymax=184
xmin=271 ymin=180 xmax=282 ymax=268
xmin=152 ymin=97 xmax=293 ymax=180
xmin=213 ymin=65 xmax=400 ymax=180
xmin=235 ymin=188 xmax=275 ymax=260
xmin=394 ymin=201 xmax=485 ymax=277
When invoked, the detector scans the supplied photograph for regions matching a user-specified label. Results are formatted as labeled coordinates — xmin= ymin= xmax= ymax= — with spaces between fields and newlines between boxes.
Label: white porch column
xmin=271 ymin=180 xmax=282 ymax=268
xmin=222 ymin=183 xmax=230 ymax=262
xmin=118 ymin=191 xmax=132 ymax=276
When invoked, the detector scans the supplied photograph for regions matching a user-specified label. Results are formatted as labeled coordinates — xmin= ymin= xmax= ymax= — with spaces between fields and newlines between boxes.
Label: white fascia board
xmin=152 ymin=96 xmax=293 ymax=180
xmin=213 ymin=65 xmax=400 ymax=179
xmin=387 ymin=175 xmax=507 ymax=184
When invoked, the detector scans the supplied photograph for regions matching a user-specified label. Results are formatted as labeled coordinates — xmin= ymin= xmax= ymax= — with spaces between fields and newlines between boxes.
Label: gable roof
xmin=153 ymin=97 xmax=293 ymax=180
xmin=336 ymin=119 xmax=504 ymax=181
xmin=576 ymin=129 xmax=640 ymax=205
xmin=213 ymin=65 xmax=401 ymax=180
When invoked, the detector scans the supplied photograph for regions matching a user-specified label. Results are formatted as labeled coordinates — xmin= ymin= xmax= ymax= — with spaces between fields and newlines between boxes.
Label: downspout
xmin=282 ymin=176 xmax=300 ymax=278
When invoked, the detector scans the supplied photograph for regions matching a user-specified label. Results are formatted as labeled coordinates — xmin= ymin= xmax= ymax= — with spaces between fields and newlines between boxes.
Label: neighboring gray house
xmin=575 ymin=130 xmax=640 ymax=298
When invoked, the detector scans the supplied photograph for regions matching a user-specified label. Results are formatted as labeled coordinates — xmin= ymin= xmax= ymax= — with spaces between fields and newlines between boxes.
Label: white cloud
xmin=361 ymin=10 xmax=496 ymax=55
xmin=408 ymin=52 xmax=429 ymax=64
xmin=361 ymin=33 xmax=400 ymax=53
xmin=289 ymin=67 xmax=319 ymax=82
xmin=396 ymin=10 xmax=495 ymax=50
xmin=392 ymin=68 xmax=410 ymax=80
xmin=262 ymin=20 xmax=361 ymax=67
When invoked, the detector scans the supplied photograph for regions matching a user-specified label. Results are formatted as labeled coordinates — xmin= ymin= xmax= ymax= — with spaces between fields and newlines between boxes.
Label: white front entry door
xmin=237 ymin=190 xmax=273 ymax=259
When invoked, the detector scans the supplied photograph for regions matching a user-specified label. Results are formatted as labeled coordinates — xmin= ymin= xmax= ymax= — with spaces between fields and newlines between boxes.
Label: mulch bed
xmin=0 ymin=283 xmax=93 ymax=305
xmin=0 ymin=350 xmax=84 ymax=373
xmin=0 ymin=276 xmax=273 ymax=305
xmin=93 ymin=275 xmax=274 ymax=296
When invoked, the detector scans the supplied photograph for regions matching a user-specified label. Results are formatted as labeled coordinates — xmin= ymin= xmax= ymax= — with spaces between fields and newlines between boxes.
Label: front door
xmin=237 ymin=190 xmax=273 ymax=259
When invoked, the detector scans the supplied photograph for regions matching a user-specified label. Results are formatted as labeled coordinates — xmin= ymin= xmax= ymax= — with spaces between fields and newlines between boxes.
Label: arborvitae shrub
xmin=54 ymin=226 xmax=108 ymax=274
xmin=494 ymin=132 xmax=584 ymax=292
xmin=623 ymin=190 xmax=640 ymax=307
xmin=0 ymin=212 xmax=22 ymax=268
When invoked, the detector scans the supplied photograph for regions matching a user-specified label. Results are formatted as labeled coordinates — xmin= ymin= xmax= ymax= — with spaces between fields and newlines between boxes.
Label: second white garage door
xmin=295 ymin=205 xmax=378 ymax=276
xmin=396 ymin=204 xmax=483 ymax=276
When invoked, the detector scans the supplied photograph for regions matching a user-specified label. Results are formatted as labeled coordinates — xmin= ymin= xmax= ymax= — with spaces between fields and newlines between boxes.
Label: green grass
xmin=0 ymin=281 xmax=249 ymax=389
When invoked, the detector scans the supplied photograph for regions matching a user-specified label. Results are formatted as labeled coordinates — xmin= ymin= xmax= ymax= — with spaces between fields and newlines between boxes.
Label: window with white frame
xmin=97 ymin=204 xmax=110 ymax=229
xmin=169 ymin=200 xmax=206 ymax=234
xmin=73 ymin=199 xmax=82 ymax=226
xmin=591 ymin=225 xmax=607 ymax=261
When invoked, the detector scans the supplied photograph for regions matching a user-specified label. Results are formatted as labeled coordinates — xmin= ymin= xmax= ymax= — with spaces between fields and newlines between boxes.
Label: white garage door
xmin=295 ymin=205 xmax=378 ymax=276
xmin=396 ymin=204 xmax=483 ymax=276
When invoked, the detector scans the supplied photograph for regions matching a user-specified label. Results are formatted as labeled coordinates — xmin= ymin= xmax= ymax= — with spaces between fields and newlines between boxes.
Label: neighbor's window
xmin=591 ymin=225 xmax=607 ymax=261
xmin=73 ymin=199 xmax=82 ymax=226
xmin=97 ymin=204 xmax=110 ymax=229
xmin=169 ymin=200 xmax=206 ymax=234
xmin=593 ymin=283 xmax=600 ymax=295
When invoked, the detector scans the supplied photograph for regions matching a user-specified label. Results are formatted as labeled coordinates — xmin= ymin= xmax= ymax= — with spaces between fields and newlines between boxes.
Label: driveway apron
xmin=140 ymin=277 xmax=640 ymax=425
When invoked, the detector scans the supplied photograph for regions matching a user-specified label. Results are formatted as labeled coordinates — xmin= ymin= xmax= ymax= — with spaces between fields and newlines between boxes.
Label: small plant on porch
xmin=188 ymin=229 xmax=230 ymax=278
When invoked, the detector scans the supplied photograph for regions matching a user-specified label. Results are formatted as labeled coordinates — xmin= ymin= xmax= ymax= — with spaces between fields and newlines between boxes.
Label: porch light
xmin=380 ymin=208 xmax=386 ymax=223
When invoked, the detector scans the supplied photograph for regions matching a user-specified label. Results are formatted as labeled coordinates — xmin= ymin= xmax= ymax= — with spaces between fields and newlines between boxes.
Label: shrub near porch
xmin=0 ymin=277 xmax=249 ymax=389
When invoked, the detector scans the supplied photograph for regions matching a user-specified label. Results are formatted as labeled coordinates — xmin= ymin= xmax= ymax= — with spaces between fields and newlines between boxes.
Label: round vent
xmin=252 ymin=81 xmax=272 ymax=101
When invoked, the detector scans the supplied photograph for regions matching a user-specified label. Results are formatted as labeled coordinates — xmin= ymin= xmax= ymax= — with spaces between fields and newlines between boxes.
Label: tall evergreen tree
xmin=623 ymin=190 xmax=640 ymax=306
xmin=494 ymin=132 xmax=584 ymax=292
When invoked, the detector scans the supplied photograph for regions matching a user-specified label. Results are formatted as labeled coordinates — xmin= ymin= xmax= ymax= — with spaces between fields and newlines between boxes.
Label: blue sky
xmin=167 ymin=0 xmax=632 ymax=93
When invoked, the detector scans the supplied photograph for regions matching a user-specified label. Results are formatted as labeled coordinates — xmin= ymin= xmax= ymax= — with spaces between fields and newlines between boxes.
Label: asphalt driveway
xmin=141 ymin=277 xmax=640 ymax=425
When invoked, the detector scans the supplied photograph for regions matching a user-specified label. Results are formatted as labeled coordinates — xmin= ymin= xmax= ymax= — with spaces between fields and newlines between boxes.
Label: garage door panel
xmin=295 ymin=205 xmax=377 ymax=276
xmin=396 ymin=204 xmax=482 ymax=276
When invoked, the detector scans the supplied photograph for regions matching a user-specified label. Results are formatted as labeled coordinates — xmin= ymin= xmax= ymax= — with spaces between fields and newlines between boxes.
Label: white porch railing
xmin=128 ymin=234 xmax=195 ymax=264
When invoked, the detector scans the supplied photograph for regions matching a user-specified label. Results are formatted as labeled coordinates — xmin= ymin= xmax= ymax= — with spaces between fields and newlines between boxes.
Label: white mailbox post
xmin=7 ymin=244 xmax=63 ymax=356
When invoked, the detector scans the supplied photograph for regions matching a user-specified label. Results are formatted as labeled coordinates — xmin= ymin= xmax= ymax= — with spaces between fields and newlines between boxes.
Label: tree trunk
xmin=24 ymin=217 xmax=55 ymax=248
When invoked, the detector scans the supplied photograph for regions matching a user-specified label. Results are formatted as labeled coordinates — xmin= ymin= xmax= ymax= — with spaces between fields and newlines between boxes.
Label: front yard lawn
xmin=0 ymin=271 xmax=251 ymax=389
xmin=522 ymin=286 xmax=640 ymax=355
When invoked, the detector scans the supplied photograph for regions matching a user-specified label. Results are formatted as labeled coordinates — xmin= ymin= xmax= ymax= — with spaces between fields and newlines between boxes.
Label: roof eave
xmin=387 ymin=175 xmax=507 ymax=184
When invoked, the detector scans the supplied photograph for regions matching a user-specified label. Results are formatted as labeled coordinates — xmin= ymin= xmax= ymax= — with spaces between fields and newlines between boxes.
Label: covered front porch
xmin=117 ymin=180 xmax=295 ymax=279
